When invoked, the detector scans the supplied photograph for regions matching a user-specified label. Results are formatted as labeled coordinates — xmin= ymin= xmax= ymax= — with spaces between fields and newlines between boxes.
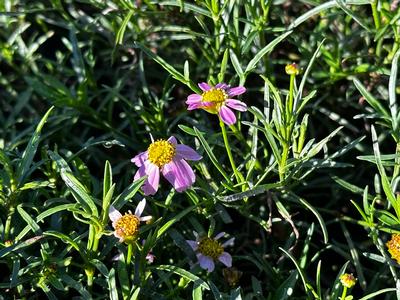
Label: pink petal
xmin=219 ymin=105 xmax=237 ymax=125
xmin=146 ymin=253 xmax=155 ymax=263
xmin=186 ymin=94 xmax=202 ymax=104
xmin=218 ymin=252 xmax=232 ymax=267
xmin=187 ymin=103 xmax=202 ymax=110
xmin=228 ymin=86 xmax=246 ymax=97
xmin=143 ymin=164 xmax=160 ymax=195
xmin=168 ymin=136 xmax=178 ymax=145
xmin=134 ymin=164 xmax=147 ymax=181
xmin=186 ymin=240 xmax=198 ymax=251
xmin=198 ymin=254 xmax=215 ymax=272
xmin=215 ymin=83 xmax=228 ymax=89
xmin=225 ymin=99 xmax=247 ymax=112
xmin=109 ymin=205 xmax=122 ymax=226
xmin=198 ymin=82 xmax=211 ymax=91
xmin=131 ymin=151 xmax=148 ymax=167
xmin=162 ymin=159 xmax=195 ymax=192
xmin=176 ymin=144 xmax=202 ymax=161
xmin=134 ymin=198 xmax=146 ymax=217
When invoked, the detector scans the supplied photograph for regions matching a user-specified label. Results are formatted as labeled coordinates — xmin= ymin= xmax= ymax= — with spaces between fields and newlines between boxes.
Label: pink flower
xmin=132 ymin=136 xmax=202 ymax=195
xmin=108 ymin=199 xmax=152 ymax=243
xmin=186 ymin=231 xmax=234 ymax=272
xmin=186 ymin=82 xmax=247 ymax=125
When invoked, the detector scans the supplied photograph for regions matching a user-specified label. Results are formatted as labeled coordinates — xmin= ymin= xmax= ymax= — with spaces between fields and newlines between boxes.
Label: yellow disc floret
xmin=148 ymin=139 xmax=176 ymax=168
xmin=340 ymin=273 xmax=357 ymax=288
xmin=387 ymin=234 xmax=400 ymax=264
xmin=202 ymin=88 xmax=227 ymax=104
xmin=198 ymin=237 xmax=224 ymax=260
xmin=115 ymin=213 xmax=140 ymax=241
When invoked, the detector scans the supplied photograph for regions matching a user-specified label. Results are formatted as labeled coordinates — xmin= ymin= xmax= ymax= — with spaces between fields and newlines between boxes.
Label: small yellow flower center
xmin=115 ymin=214 xmax=140 ymax=241
xmin=148 ymin=139 xmax=176 ymax=168
xmin=387 ymin=234 xmax=400 ymax=264
xmin=198 ymin=237 xmax=224 ymax=260
xmin=340 ymin=273 xmax=357 ymax=288
xmin=202 ymin=88 xmax=227 ymax=104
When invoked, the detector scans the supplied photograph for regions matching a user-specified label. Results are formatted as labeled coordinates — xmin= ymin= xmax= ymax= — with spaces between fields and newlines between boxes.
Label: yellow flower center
xmin=148 ymin=139 xmax=176 ymax=168
xmin=198 ymin=237 xmax=224 ymax=260
xmin=115 ymin=214 xmax=140 ymax=241
xmin=340 ymin=273 xmax=357 ymax=288
xmin=202 ymin=88 xmax=227 ymax=104
xmin=387 ymin=234 xmax=400 ymax=264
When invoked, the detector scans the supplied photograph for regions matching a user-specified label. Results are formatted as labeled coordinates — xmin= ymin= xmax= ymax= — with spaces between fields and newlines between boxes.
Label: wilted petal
xmin=186 ymin=94 xmax=202 ymax=104
xmin=218 ymin=252 xmax=232 ymax=267
xmin=228 ymin=86 xmax=246 ymax=97
xmin=134 ymin=199 xmax=146 ymax=217
xmin=198 ymin=254 xmax=215 ymax=272
xmin=198 ymin=82 xmax=211 ymax=91
xmin=176 ymin=144 xmax=202 ymax=161
xmin=225 ymin=99 xmax=247 ymax=112
xmin=131 ymin=151 xmax=148 ymax=167
xmin=109 ymin=205 xmax=122 ymax=226
xmin=219 ymin=105 xmax=236 ymax=125
xmin=167 ymin=136 xmax=178 ymax=145
xmin=162 ymin=159 xmax=195 ymax=192
xmin=186 ymin=240 xmax=198 ymax=251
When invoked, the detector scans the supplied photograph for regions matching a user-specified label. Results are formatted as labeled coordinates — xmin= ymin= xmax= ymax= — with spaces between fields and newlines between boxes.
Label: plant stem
xmin=127 ymin=243 xmax=133 ymax=266
xmin=371 ymin=1 xmax=381 ymax=30
xmin=220 ymin=120 xmax=243 ymax=184
xmin=4 ymin=205 xmax=15 ymax=241
xmin=340 ymin=286 xmax=347 ymax=300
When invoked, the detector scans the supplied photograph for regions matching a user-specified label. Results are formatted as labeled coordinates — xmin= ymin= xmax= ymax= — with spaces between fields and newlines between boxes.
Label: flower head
xmin=285 ymin=63 xmax=300 ymax=75
xmin=186 ymin=231 xmax=234 ymax=272
xmin=186 ymin=82 xmax=247 ymax=125
xmin=340 ymin=273 xmax=357 ymax=288
xmin=132 ymin=136 xmax=202 ymax=195
xmin=109 ymin=199 xmax=152 ymax=243
xmin=387 ymin=234 xmax=400 ymax=263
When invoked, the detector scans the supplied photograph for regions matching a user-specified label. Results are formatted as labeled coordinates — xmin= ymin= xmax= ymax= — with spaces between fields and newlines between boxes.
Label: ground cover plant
xmin=1 ymin=0 xmax=400 ymax=299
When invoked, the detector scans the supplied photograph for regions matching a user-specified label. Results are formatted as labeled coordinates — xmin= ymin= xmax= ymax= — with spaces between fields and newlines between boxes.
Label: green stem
xmin=371 ymin=1 xmax=381 ymax=30
xmin=4 ymin=205 xmax=15 ymax=241
xmin=126 ymin=243 xmax=133 ymax=266
xmin=220 ymin=120 xmax=244 ymax=184
xmin=287 ymin=74 xmax=295 ymax=119
xmin=279 ymin=143 xmax=289 ymax=181
xmin=340 ymin=286 xmax=347 ymax=300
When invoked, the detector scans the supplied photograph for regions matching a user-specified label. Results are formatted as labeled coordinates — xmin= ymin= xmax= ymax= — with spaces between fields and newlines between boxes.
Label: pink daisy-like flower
xmin=132 ymin=136 xmax=202 ymax=195
xmin=108 ymin=199 xmax=152 ymax=243
xmin=186 ymin=231 xmax=234 ymax=272
xmin=186 ymin=82 xmax=247 ymax=125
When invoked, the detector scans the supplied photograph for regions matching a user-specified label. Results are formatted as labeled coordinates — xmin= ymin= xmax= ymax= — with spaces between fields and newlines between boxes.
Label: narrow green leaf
xmin=154 ymin=265 xmax=209 ymax=290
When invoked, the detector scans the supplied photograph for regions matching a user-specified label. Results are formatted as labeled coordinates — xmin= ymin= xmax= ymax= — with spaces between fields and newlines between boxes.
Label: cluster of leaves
xmin=1 ymin=0 xmax=400 ymax=299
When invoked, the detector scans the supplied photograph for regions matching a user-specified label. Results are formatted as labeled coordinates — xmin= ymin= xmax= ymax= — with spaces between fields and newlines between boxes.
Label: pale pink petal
xmin=222 ymin=237 xmax=235 ymax=247
xmin=198 ymin=82 xmax=211 ymax=91
xmin=109 ymin=205 xmax=122 ymax=226
xmin=186 ymin=94 xmax=202 ymax=104
xmin=167 ymin=136 xmax=178 ymax=145
xmin=186 ymin=240 xmax=198 ymax=251
xmin=134 ymin=163 xmax=147 ymax=181
xmin=131 ymin=151 xmax=148 ymax=167
xmin=214 ymin=232 xmax=225 ymax=240
xmin=215 ymin=83 xmax=228 ymax=89
xmin=198 ymin=254 xmax=215 ymax=272
xmin=176 ymin=144 xmax=202 ymax=161
xmin=218 ymin=252 xmax=232 ymax=267
xmin=140 ymin=215 xmax=152 ymax=222
xmin=134 ymin=199 xmax=146 ymax=217
xmin=219 ymin=105 xmax=236 ymax=125
xmin=188 ymin=103 xmax=202 ymax=110
xmin=225 ymin=99 xmax=247 ymax=112
xmin=146 ymin=253 xmax=155 ymax=263
xmin=143 ymin=164 xmax=160 ymax=195
xmin=228 ymin=86 xmax=246 ymax=97
xmin=162 ymin=159 xmax=195 ymax=192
